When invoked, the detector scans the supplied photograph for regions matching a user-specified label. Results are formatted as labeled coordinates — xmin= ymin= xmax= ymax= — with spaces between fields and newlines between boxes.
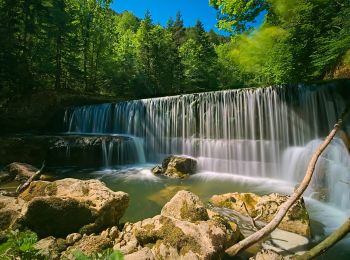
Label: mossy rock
xmin=23 ymin=197 xmax=93 ymax=238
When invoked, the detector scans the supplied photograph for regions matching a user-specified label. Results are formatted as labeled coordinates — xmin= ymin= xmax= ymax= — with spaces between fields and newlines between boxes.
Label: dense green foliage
xmin=210 ymin=0 xmax=350 ymax=86
xmin=0 ymin=1 xmax=226 ymax=98
xmin=0 ymin=0 xmax=348 ymax=99
xmin=0 ymin=230 xmax=43 ymax=259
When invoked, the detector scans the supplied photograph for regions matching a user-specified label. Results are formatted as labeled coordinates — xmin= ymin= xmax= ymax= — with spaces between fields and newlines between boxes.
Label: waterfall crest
xmin=63 ymin=83 xmax=350 ymax=211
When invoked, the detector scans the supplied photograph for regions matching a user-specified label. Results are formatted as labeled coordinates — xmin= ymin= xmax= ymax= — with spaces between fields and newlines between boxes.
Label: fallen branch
xmin=294 ymin=217 xmax=350 ymax=260
xmin=16 ymin=161 xmax=46 ymax=194
xmin=225 ymin=105 xmax=349 ymax=256
xmin=241 ymin=202 xmax=259 ymax=230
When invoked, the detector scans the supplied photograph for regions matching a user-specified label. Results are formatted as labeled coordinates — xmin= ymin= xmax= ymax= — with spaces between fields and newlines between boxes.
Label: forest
xmin=0 ymin=1 xmax=350 ymax=259
xmin=0 ymin=0 xmax=349 ymax=99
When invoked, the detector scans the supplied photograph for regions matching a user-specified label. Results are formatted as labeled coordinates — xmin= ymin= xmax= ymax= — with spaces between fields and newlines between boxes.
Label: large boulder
xmin=114 ymin=191 xmax=241 ymax=260
xmin=18 ymin=178 xmax=129 ymax=237
xmin=210 ymin=192 xmax=311 ymax=237
xmin=151 ymin=155 xmax=197 ymax=178
xmin=0 ymin=162 xmax=38 ymax=184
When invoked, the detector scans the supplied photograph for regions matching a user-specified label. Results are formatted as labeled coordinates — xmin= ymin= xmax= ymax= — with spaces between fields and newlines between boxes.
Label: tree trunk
xmin=55 ymin=32 xmax=62 ymax=89
xmin=294 ymin=218 xmax=350 ymax=259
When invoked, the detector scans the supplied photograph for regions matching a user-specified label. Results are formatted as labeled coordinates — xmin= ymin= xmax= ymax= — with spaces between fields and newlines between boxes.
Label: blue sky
xmin=111 ymin=0 xmax=227 ymax=34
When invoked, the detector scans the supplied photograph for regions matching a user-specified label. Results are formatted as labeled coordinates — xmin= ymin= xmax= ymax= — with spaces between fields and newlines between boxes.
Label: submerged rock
xmin=151 ymin=155 xmax=197 ymax=178
xmin=16 ymin=178 xmax=129 ymax=238
xmin=210 ymin=192 xmax=311 ymax=237
xmin=147 ymin=185 xmax=192 ymax=205
xmin=114 ymin=191 xmax=241 ymax=260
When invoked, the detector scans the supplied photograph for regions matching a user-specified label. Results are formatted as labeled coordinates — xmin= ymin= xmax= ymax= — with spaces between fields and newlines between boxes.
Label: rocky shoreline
xmin=0 ymin=162 xmax=312 ymax=259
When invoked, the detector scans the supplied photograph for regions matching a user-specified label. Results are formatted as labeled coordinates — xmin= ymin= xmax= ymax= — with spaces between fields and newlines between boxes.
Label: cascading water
xmin=63 ymin=83 xmax=350 ymax=212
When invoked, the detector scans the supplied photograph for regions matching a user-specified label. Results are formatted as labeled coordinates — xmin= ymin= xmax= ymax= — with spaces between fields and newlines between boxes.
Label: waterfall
xmin=63 ymin=82 xmax=350 ymax=210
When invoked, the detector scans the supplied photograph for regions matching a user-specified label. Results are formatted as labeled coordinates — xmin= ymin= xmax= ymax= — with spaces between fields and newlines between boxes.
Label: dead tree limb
xmin=294 ymin=217 xmax=350 ymax=260
xmin=242 ymin=202 xmax=259 ymax=230
xmin=225 ymin=105 xmax=350 ymax=256
xmin=16 ymin=161 xmax=46 ymax=194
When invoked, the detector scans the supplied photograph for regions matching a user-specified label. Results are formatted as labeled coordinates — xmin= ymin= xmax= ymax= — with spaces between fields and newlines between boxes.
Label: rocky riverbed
xmin=0 ymin=162 xmax=314 ymax=259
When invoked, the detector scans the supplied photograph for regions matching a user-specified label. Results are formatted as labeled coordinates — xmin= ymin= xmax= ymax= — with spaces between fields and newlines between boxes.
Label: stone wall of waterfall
xmin=63 ymin=83 xmax=350 ymax=211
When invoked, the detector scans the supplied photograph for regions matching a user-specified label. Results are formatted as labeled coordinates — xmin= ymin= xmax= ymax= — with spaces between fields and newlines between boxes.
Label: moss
xmin=217 ymin=199 xmax=234 ymax=209
xmin=20 ymin=182 xmax=57 ymax=201
xmin=180 ymin=200 xmax=190 ymax=220
xmin=0 ymin=210 xmax=19 ymax=230
xmin=81 ymin=185 xmax=89 ymax=196
xmin=180 ymin=200 xmax=208 ymax=222
xmin=135 ymin=217 xmax=201 ymax=256
xmin=158 ymin=217 xmax=201 ymax=256
xmin=45 ymin=183 xmax=58 ymax=196
xmin=241 ymin=194 xmax=257 ymax=207
xmin=25 ymin=197 xmax=93 ymax=238
xmin=134 ymin=224 xmax=157 ymax=245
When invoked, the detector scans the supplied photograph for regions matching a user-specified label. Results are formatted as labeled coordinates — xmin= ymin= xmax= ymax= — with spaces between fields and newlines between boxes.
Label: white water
xmin=63 ymin=84 xmax=350 ymax=211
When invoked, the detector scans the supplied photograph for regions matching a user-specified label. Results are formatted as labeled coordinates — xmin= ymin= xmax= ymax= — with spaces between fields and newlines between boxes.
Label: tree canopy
xmin=0 ymin=0 xmax=348 ymax=99
xmin=210 ymin=0 xmax=350 ymax=86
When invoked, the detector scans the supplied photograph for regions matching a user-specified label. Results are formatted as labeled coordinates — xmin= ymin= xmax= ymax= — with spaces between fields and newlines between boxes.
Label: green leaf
xmin=107 ymin=250 xmax=124 ymax=260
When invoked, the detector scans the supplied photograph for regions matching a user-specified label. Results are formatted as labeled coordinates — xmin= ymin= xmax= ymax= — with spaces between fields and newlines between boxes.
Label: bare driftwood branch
xmin=16 ymin=161 xmax=46 ymax=194
xmin=225 ymin=105 xmax=350 ymax=256
xmin=242 ymin=202 xmax=259 ymax=230
xmin=294 ymin=218 xmax=350 ymax=260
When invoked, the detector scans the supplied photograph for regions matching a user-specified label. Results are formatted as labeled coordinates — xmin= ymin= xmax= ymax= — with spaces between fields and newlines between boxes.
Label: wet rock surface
xmin=151 ymin=155 xmax=197 ymax=178
xmin=114 ymin=191 xmax=241 ymax=260
xmin=0 ymin=135 xmax=137 ymax=167
xmin=210 ymin=192 xmax=311 ymax=237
